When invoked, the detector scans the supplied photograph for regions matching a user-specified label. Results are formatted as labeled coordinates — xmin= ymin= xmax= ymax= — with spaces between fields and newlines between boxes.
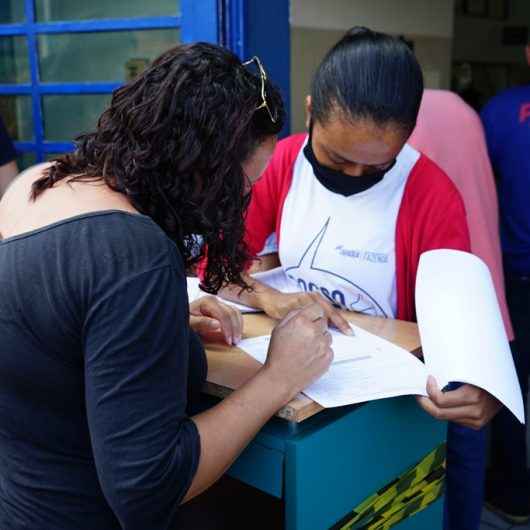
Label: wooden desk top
xmin=203 ymin=312 xmax=421 ymax=423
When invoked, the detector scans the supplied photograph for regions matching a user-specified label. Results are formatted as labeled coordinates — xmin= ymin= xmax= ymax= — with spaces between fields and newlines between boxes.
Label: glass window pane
xmin=43 ymin=94 xmax=111 ymax=141
xmin=35 ymin=0 xmax=180 ymax=21
xmin=17 ymin=152 xmax=37 ymax=171
xmin=0 ymin=36 xmax=30 ymax=84
xmin=39 ymin=29 xmax=180 ymax=83
xmin=0 ymin=1 xmax=25 ymax=24
xmin=0 ymin=96 xmax=33 ymax=141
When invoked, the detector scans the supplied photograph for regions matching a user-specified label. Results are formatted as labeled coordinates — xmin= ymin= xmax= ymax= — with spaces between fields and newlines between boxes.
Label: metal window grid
xmin=0 ymin=0 xmax=217 ymax=162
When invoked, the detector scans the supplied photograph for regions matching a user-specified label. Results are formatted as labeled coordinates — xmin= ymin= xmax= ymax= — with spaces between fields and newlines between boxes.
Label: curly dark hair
xmin=31 ymin=42 xmax=285 ymax=293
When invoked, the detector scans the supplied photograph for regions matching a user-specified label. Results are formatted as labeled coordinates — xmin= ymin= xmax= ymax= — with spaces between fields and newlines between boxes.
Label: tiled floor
xmin=480 ymin=507 xmax=530 ymax=530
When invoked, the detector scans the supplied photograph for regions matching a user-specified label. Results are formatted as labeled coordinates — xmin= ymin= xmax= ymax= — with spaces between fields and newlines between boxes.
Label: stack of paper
xmin=239 ymin=324 xmax=428 ymax=408
xmin=416 ymin=250 xmax=524 ymax=423
xmin=236 ymin=252 xmax=524 ymax=423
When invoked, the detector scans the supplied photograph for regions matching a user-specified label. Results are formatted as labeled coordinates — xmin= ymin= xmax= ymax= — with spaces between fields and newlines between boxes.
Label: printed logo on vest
xmin=335 ymin=245 xmax=389 ymax=263
xmin=285 ymin=218 xmax=388 ymax=317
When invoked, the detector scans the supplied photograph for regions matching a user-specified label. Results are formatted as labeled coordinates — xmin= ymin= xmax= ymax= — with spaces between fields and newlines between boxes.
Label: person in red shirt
xmin=221 ymin=27 xmax=501 ymax=530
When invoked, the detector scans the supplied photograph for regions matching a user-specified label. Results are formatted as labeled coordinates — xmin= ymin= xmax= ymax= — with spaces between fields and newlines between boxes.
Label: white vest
xmin=278 ymin=142 xmax=420 ymax=318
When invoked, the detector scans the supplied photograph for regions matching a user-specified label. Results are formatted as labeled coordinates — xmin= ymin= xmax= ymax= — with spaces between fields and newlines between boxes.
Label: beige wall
xmin=290 ymin=27 xmax=342 ymax=133
xmin=290 ymin=29 xmax=453 ymax=133
xmin=290 ymin=0 xmax=454 ymax=37
xmin=289 ymin=0 xmax=455 ymax=132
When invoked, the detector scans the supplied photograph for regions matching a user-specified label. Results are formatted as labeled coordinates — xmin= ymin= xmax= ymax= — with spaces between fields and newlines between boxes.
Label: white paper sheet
xmin=251 ymin=267 xmax=299 ymax=293
xmin=238 ymin=324 xmax=428 ymax=408
xmin=416 ymin=250 xmax=524 ymax=423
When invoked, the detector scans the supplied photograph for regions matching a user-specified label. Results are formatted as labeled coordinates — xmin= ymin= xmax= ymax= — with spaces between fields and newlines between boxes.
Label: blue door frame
xmin=0 ymin=0 xmax=290 ymax=164
xmin=220 ymin=0 xmax=291 ymax=135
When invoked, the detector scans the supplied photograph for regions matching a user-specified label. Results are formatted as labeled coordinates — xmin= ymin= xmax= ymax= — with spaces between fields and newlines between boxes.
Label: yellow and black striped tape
xmin=331 ymin=443 xmax=446 ymax=530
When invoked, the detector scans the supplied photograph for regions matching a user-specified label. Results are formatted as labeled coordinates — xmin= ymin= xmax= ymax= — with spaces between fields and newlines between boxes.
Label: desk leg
xmin=282 ymin=398 xmax=445 ymax=530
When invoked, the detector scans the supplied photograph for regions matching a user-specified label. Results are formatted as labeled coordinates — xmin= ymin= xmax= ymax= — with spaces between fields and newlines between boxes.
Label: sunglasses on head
xmin=242 ymin=56 xmax=278 ymax=124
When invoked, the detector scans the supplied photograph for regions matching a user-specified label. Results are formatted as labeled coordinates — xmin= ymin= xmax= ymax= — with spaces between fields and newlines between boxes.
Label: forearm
xmin=184 ymin=367 xmax=291 ymax=501
xmin=218 ymin=273 xmax=277 ymax=311
xmin=248 ymin=253 xmax=281 ymax=273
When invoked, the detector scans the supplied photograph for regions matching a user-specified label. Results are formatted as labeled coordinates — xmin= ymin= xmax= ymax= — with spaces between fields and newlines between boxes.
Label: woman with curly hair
xmin=0 ymin=43 xmax=333 ymax=529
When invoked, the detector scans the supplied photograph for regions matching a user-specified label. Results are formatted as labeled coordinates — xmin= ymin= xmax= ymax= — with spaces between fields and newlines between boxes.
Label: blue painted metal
xmin=226 ymin=408 xmax=358 ymax=497
xmin=223 ymin=395 xmax=445 ymax=529
xmin=43 ymin=142 xmax=75 ymax=153
xmin=224 ymin=0 xmax=291 ymax=136
xmin=25 ymin=0 xmax=45 ymax=162
xmin=0 ymin=25 xmax=26 ymax=36
xmin=13 ymin=141 xmax=36 ymax=152
xmin=39 ymin=83 xmax=122 ymax=94
xmin=181 ymin=0 xmax=218 ymax=43
xmin=282 ymin=397 xmax=445 ymax=530
xmin=31 ymin=17 xmax=180 ymax=34
xmin=221 ymin=0 xmax=244 ymax=58
xmin=15 ymin=141 xmax=74 ymax=157
xmin=0 ymin=17 xmax=180 ymax=36
xmin=0 ymin=85 xmax=32 ymax=94
xmin=227 ymin=443 xmax=284 ymax=498
xmin=0 ymin=83 xmax=121 ymax=95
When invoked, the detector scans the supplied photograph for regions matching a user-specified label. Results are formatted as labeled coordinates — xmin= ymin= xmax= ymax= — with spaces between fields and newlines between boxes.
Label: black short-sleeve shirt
xmin=0 ymin=211 xmax=206 ymax=530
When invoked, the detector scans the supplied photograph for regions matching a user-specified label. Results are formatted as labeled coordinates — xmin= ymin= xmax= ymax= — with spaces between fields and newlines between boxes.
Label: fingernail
xmin=345 ymin=327 xmax=354 ymax=336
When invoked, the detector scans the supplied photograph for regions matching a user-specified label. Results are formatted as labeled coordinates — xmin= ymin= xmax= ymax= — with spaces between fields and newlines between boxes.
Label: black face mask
xmin=303 ymin=126 xmax=396 ymax=197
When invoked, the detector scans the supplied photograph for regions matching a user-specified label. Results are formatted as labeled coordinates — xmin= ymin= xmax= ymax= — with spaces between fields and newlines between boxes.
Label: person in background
xmin=0 ymin=115 xmax=18 ymax=197
xmin=480 ymin=41 xmax=530 ymax=526
xmin=409 ymin=88 xmax=515 ymax=529
xmin=219 ymin=27 xmax=500 ymax=530
xmin=0 ymin=43 xmax=334 ymax=530
xmin=410 ymin=89 xmax=513 ymax=338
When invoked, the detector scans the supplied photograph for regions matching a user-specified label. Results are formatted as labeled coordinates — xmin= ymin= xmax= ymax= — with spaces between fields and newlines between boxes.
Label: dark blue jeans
xmin=443 ymin=380 xmax=487 ymax=530
xmin=487 ymin=274 xmax=530 ymax=507
xmin=444 ymin=422 xmax=486 ymax=530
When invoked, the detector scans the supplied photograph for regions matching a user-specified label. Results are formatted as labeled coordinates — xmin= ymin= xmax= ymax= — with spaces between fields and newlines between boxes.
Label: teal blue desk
xmin=198 ymin=394 xmax=445 ymax=529
xmin=204 ymin=314 xmax=445 ymax=529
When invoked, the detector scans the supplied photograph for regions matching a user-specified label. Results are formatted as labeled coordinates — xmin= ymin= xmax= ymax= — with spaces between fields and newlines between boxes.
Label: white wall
xmin=289 ymin=0 xmax=455 ymax=132
xmin=290 ymin=0 xmax=454 ymax=38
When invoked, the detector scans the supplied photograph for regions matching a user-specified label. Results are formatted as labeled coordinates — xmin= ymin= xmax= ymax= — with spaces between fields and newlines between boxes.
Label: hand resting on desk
xmin=261 ymin=290 xmax=352 ymax=336
xmin=189 ymin=296 xmax=243 ymax=346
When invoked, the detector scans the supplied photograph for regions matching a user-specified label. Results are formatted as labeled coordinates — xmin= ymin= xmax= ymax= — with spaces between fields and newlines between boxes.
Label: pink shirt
xmin=409 ymin=89 xmax=514 ymax=340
